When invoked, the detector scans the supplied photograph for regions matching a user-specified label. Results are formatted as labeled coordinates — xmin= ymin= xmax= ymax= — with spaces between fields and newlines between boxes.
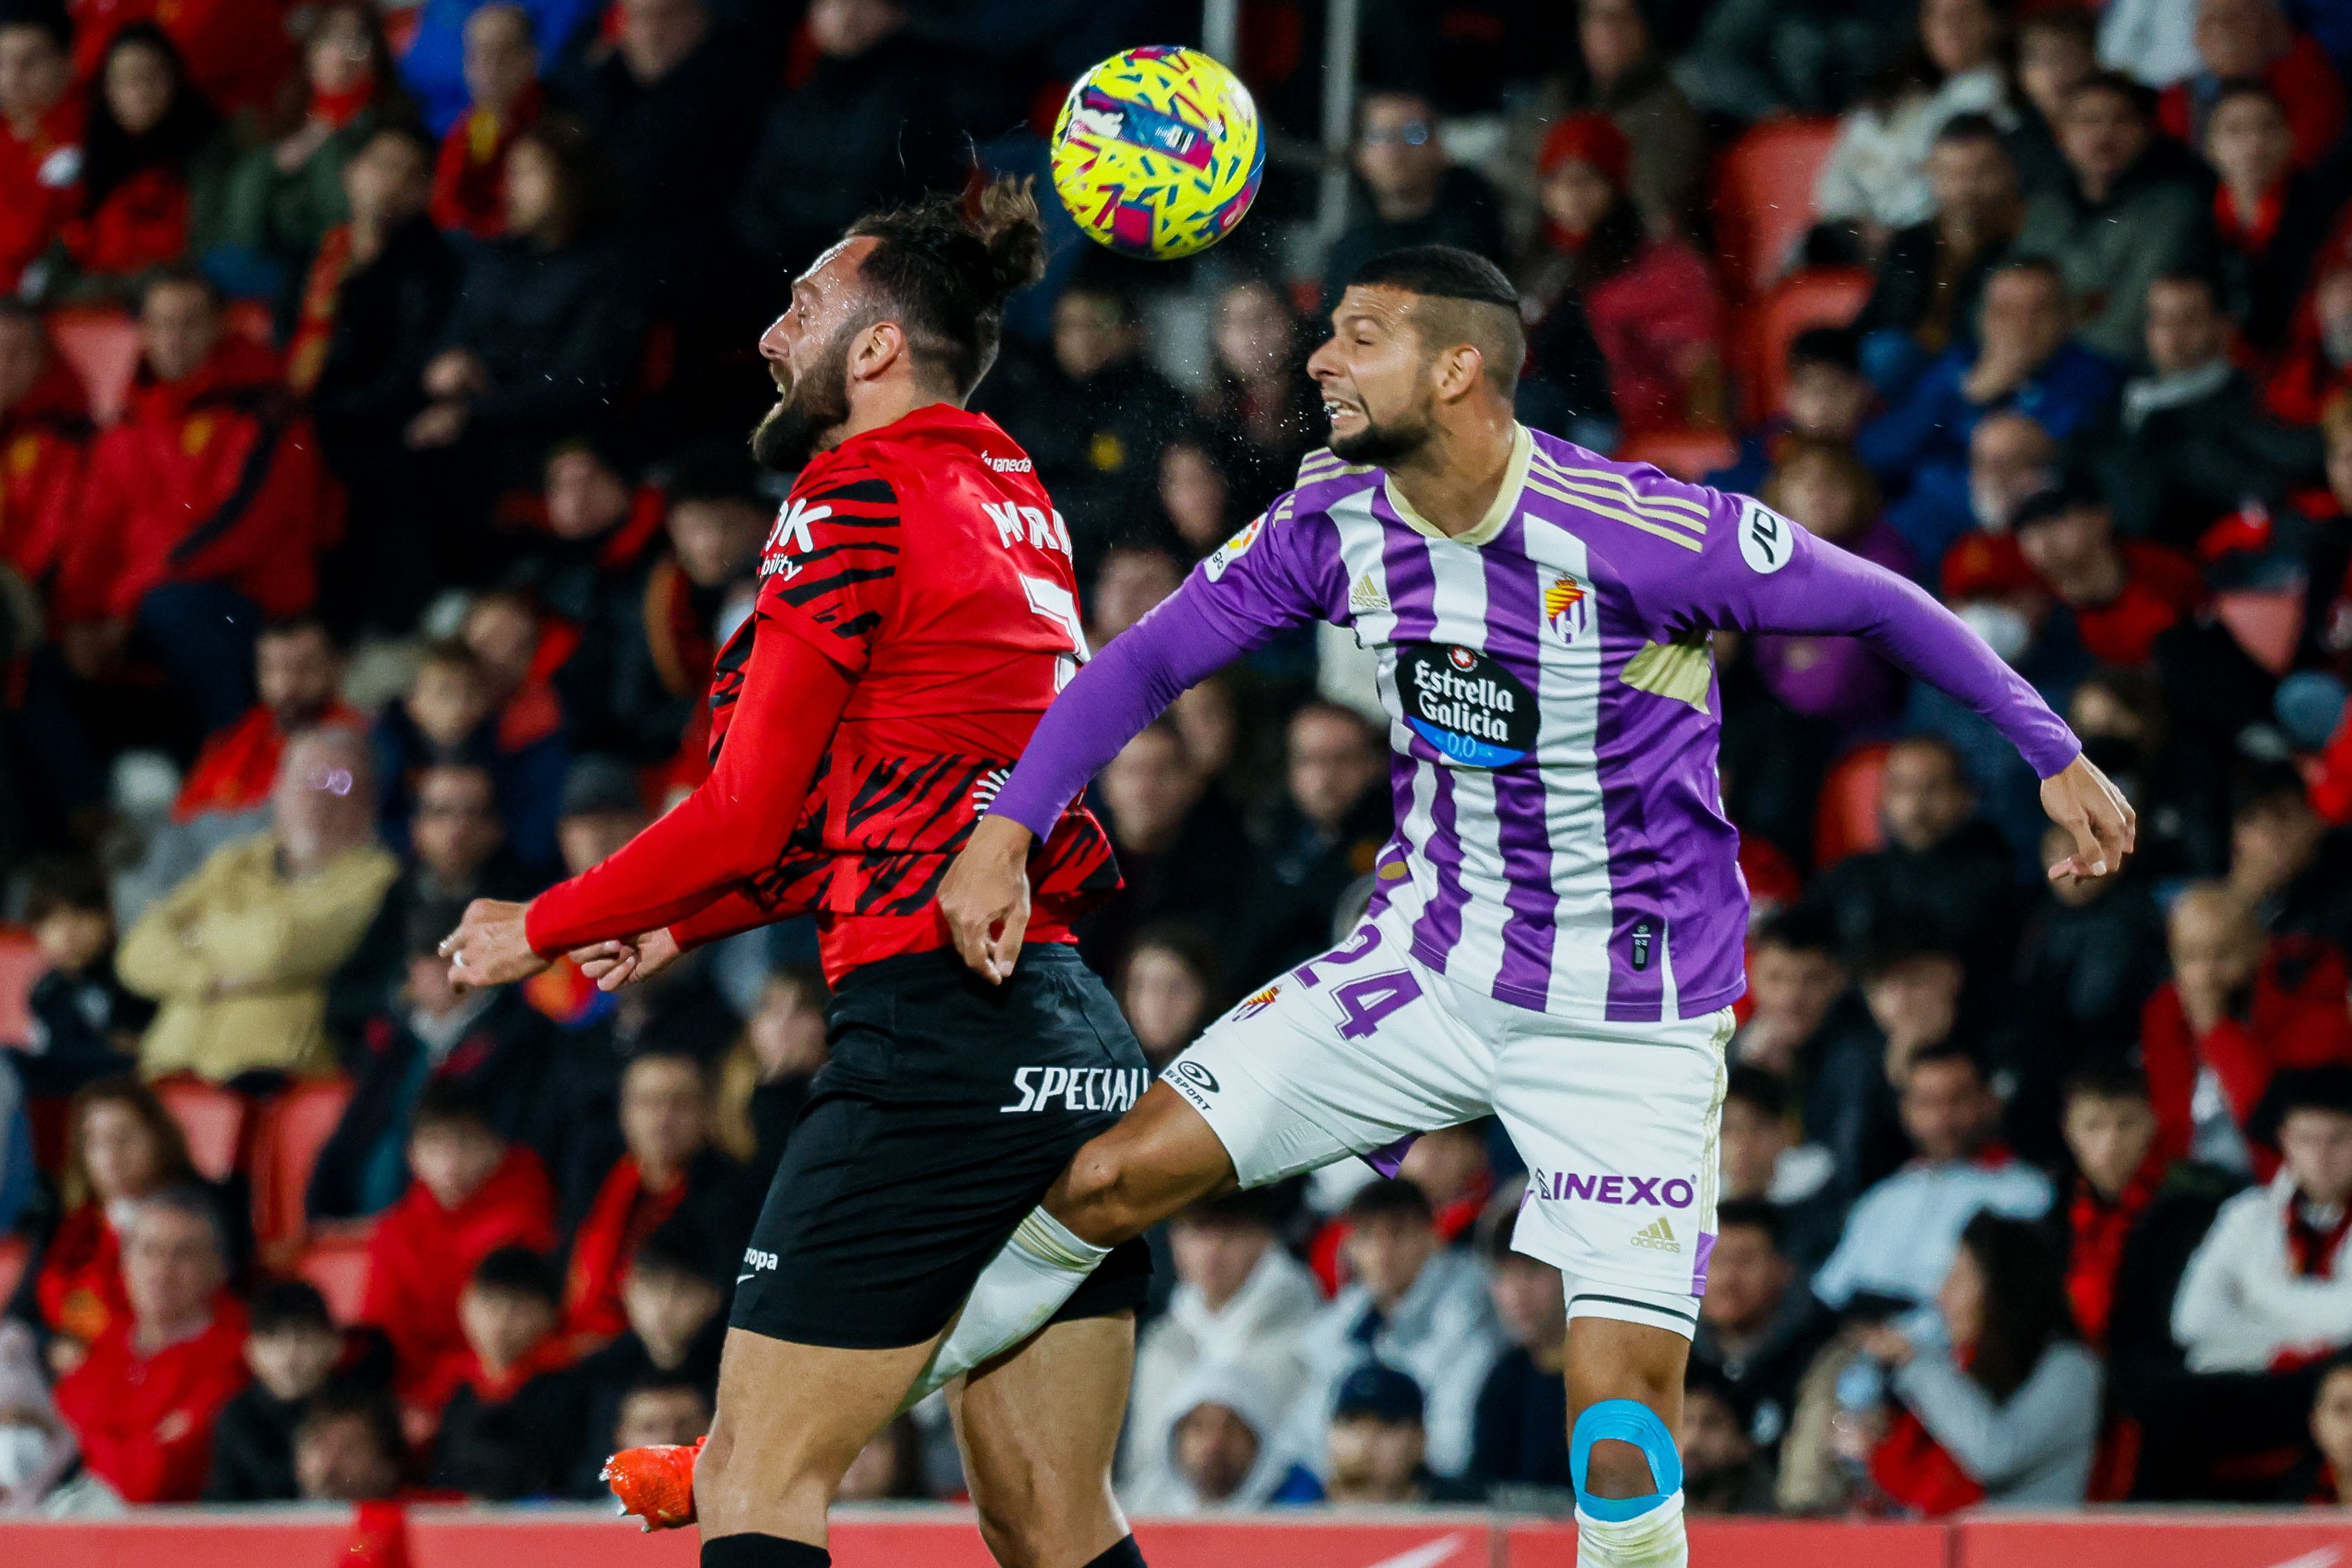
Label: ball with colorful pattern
xmin=1048 ymin=46 xmax=1264 ymax=260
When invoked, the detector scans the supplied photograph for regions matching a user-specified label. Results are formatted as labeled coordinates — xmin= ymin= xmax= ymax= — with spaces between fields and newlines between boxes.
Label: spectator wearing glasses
xmin=118 ymin=727 xmax=399 ymax=1082
xmin=1320 ymin=91 xmax=1508 ymax=310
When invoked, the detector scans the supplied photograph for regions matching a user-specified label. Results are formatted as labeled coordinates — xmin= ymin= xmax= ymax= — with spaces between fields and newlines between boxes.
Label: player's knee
xmin=1052 ymin=1141 xmax=1156 ymax=1245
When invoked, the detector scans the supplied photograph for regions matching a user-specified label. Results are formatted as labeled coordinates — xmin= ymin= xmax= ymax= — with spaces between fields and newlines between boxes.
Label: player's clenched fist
xmin=2040 ymin=752 xmax=2137 ymax=884
xmin=939 ymin=815 xmax=1034 ymax=984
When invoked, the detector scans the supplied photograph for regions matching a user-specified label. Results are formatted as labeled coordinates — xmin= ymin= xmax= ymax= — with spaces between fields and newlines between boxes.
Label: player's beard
xmin=1327 ymin=394 xmax=1437 ymax=468
xmin=750 ymin=328 xmax=855 ymax=472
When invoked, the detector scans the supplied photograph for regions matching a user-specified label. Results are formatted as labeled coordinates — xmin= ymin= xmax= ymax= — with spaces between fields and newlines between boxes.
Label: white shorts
xmin=1164 ymin=917 xmax=1732 ymax=1338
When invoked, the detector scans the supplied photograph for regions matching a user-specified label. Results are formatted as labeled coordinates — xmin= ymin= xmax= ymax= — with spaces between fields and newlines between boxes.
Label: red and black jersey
xmin=526 ymin=403 xmax=1116 ymax=983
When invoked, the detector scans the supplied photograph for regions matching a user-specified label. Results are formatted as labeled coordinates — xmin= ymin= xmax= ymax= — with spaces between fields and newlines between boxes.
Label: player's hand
xmin=2041 ymin=753 xmax=2136 ymax=884
xmin=439 ymin=898 xmax=549 ymax=988
xmin=939 ymin=815 xmax=1034 ymax=985
xmin=574 ymin=927 xmax=682 ymax=992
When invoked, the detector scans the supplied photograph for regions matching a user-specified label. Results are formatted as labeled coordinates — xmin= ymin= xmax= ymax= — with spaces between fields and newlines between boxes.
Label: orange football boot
xmin=603 ymin=1435 xmax=704 ymax=1531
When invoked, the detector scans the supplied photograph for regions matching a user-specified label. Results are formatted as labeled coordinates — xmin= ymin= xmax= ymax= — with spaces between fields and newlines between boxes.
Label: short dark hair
xmin=2274 ymin=1065 xmax=2352 ymax=1123
xmin=1990 ymin=254 xmax=2067 ymax=295
xmin=1750 ymin=904 xmax=1840 ymax=959
xmin=1787 ymin=326 xmax=1861 ymax=375
xmin=1714 ymin=1197 xmax=1786 ymax=1249
xmin=250 ymin=1279 xmax=337 ymax=1337
xmin=470 ymin=1245 xmax=561 ymax=1308
xmin=1855 ymin=936 xmax=1965 ymax=985
xmin=665 ymin=442 xmax=767 ymax=509
xmin=411 ymin=1079 xmax=496 ymax=1139
xmin=0 ymin=3 xmax=72 ymax=52
xmin=2062 ymin=1054 xmax=2150 ymax=1109
xmin=631 ymin=1222 xmax=720 ymax=1289
xmin=294 ymin=1384 xmax=403 ymax=1468
xmin=25 ymin=854 xmax=108 ymax=924
xmin=1724 ymin=1065 xmax=1787 ymax=1119
xmin=2231 ymin=758 xmax=2313 ymax=822
xmin=2019 ymin=4 xmax=2099 ymax=48
xmin=2206 ymin=77 xmax=2287 ymax=124
xmin=1935 ymin=111 xmax=2008 ymax=148
xmin=1348 ymin=245 xmax=1525 ymax=397
xmin=2068 ymin=69 xmax=2156 ymax=121
xmin=1906 ymin=1038 xmax=1986 ymax=1082
xmin=142 ymin=265 xmax=222 ymax=311
xmin=1174 ymin=1185 xmax=1289 ymax=1234
xmin=259 ymin=613 xmax=338 ymax=650
xmin=846 ymin=176 xmax=1048 ymax=397
xmin=358 ymin=119 xmax=436 ymax=168
xmin=1345 ymin=1176 xmax=1436 ymax=1226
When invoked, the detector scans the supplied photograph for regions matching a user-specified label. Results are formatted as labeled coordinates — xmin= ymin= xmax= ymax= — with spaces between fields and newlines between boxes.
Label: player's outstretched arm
xmin=440 ymin=618 xmax=854 ymax=986
xmin=1713 ymin=506 xmax=2135 ymax=881
xmin=940 ymin=584 xmax=1259 ymax=982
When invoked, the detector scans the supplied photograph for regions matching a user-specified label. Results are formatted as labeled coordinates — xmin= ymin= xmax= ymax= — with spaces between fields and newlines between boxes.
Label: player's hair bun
xmin=975 ymin=176 xmax=1048 ymax=304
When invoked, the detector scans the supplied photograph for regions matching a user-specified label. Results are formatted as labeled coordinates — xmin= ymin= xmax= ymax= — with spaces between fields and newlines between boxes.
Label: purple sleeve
xmin=989 ymin=509 xmax=1333 ymax=838
xmin=1636 ymin=475 xmax=2081 ymax=779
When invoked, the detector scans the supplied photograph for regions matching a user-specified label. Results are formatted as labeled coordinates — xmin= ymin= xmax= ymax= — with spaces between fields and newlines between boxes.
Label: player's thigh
xmin=1049 ymin=1079 xmax=1239 ymax=1245
xmin=951 ymin=1313 xmax=1135 ymax=1568
xmin=1492 ymin=1007 xmax=1734 ymax=1340
xmin=1162 ymin=920 xmax=1489 ymax=1189
xmin=698 ymin=1325 xmax=941 ymax=1523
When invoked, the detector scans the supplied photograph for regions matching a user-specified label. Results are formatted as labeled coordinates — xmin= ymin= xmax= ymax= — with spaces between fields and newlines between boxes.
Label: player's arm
xmin=441 ymin=617 xmax=853 ymax=984
xmin=941 ymin=512 xmax=1328 ymax=981
xmin=1666 ymin=481 xmax=2133 ymax=881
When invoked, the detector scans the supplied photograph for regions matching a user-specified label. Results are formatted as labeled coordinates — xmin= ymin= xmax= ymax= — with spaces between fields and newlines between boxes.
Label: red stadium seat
xmin=251 ymin=1076 xmax=354 ymax=1265
xmin=45 ymin=307 xmax=141 ymax=426
xmin=0 ymin=928 xmax=44 ymax=1048
xmin=1712 ymin=118 xmax=1840 ymax=297
xmin=1814 ymin=742 xmax=1892 ymax=869
xmin=296 ymin=1228 xmax=375 ymax=1325
xmin=153 ymin=1075 xmax=253 ymax=1184
xmin=1745 ymin=267 xmax=1873 ymax=423
xmin=1618 ymin=428 xmax=1740 ymax=481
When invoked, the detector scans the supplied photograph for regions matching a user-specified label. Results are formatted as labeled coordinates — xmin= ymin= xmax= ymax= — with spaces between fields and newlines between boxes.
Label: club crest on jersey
xmin=1399 ymin=644 xmax=1539 ymax=768
xmin=1234 ymin=985 xmax=1281 ymax=1021
xmin=1202 ymin=515 xmax=1264 ymax=583
xmin=1542 ymin=572 xmax=1589 ymax=645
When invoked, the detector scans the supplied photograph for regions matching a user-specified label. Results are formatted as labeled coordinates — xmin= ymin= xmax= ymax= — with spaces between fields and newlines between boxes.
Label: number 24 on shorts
xmin=1291 ymin=925 xmax=1422 ymax=1042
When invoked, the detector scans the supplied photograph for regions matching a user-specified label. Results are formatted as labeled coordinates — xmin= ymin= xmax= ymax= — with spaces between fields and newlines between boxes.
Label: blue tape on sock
xmin=1570 ymin=1399 xmax=1684 ymax=1524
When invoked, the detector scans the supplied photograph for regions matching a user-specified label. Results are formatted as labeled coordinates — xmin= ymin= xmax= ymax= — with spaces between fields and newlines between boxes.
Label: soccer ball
xmin=1048 ymin=46 xmax=1263 ymax=260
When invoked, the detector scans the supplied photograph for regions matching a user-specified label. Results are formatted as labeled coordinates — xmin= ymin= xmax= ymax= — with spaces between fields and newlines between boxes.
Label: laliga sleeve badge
xmin=1738 ymin=498 xmax=1795 ymax=575
xmin=1202 ymin=515 xmax=1264 ymax=582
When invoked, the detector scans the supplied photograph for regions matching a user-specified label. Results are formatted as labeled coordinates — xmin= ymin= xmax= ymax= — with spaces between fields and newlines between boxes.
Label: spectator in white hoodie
xmin=1142 ymin=1361 xmax=1315 ymax=1513
xmin=2174 ymin=1067 xmax=2352 ymax=1373
xmin=1282 ymin=1178 xmax=1505 ymax=1482
xmin=1121 ymin=1188 xmax=1320 ymax=1507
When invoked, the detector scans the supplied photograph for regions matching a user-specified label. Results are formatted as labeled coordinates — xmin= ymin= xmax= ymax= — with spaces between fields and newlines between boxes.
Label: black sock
xmin=701 ymin=1535 xmax=830 ymax=1568
xmin=1082 ymin=1537 xmax=1146 ymax=1568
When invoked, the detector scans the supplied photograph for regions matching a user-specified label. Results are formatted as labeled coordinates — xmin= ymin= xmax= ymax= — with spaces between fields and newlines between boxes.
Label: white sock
xmin=899 ymin=1207 xmax=1111 ymax=1410
xmin=1575 ymin=1490 xmax=1687 ymax=1568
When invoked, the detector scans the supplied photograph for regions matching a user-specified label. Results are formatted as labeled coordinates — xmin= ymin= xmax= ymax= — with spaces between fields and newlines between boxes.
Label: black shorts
xmin=730 ymin=944 xmax=1154 ymax=1349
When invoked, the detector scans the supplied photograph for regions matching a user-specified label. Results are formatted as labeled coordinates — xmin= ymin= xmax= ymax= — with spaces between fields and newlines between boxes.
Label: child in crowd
xmin=292 ymin=1386 xmax=407 ymax=1503
xmin=360 ymin=1081 xmax=557 ymax=1404
xmin=428 ymin=1246 xmax=582 ymax=1501
xmin=569 ymin=1228 xmax=724 ymax=1496
xmin=1315 ymin=1363 xmax=1478 ymax=1506
xmin=205 ymin=1281 xmax=348 ymax=1503
xmin=610 ymin=1378 xmax=712 ymax=1453
xmin=18 ymin=857 xmax=147 ymax=1096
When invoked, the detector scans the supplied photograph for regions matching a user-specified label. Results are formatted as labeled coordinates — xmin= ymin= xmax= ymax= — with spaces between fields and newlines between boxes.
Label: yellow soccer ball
xmin=1048 ymin=46 xmax=1263 ymax=260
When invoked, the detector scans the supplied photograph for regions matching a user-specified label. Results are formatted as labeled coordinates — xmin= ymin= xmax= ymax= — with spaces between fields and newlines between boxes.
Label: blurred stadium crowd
xmin=4 ymin=0 xmax=2352 ymax=1527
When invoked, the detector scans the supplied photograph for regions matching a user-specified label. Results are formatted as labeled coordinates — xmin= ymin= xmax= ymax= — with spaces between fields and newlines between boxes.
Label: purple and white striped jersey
xmin=990 ymin=425 xmax=2080 ymax=1024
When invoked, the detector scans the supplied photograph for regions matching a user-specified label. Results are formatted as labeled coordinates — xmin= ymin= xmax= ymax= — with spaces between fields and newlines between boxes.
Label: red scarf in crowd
xmin=2065 ymin=1153 xmax=2165 ymax=1349
xmin=1871 ymin=1391 xmax=1989 ymax=1517
xmin=561 ymin=1154 xmax=689 ymax=1347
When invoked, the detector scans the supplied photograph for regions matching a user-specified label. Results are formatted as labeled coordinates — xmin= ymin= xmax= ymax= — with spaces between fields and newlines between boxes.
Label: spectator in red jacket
xmin=55 ymin=270 xmax=337 ymax=736
xmin=2010 ymin=482 xmax=2205 ymax=666
xmin=2142 ymin=883 xmax=2352 ymax=1176
xmin=429 ymin=4 xmax=539 ymax=240
xmin=53 ymin=1186 xmax=250 ymax=1503
xmin=170 ymin=615 xmax=356 ymax=824
xmin=2159 ymin=0 xmax=2348 ymax=171
xmin=561 ymin=1048 xmax=746 ymax=1349
xmin=0 ymin=300 xmax=88 ymax=596
xmin=33 ymin=1074 xmax=198 ymax=1375
xmin=360 ymin=1079 xmax=558 ymax=1404
xmin=2056 ymin=1057 xmax=2167 ymax=1349
xmin=56 ymin=24 xmax=230 ymax=301
xmin=0 ymin=9 xmax=81 ymax=297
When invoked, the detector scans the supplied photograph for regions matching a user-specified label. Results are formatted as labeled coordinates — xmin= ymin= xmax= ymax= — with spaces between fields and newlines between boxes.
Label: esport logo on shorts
xmin=1163 ymin=1059 xmax=1220 ymax=1112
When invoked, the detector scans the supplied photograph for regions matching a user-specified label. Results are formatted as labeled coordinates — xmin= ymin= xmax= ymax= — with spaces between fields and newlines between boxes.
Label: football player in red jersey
xmin=440 ymin=181 xmax=1153 ymax=1568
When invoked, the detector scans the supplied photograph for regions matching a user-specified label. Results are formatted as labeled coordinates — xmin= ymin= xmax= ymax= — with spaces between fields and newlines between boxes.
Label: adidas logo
xmin=1630 ymin=1218 xmax=1680 ymax=1253
xmin=1350 ymin=572 xmax=1390 ymax=613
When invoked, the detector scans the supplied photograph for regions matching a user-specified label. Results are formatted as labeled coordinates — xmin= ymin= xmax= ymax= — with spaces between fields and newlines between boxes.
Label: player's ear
xmin=1432 ymin=342 xmax=1484 ymax=404
xmin=852 ymin=320 xmax=906 ymax=383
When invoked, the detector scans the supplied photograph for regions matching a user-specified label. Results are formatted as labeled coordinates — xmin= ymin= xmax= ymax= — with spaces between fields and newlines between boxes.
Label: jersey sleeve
xmin=1628 ymin=469 xmax=2081 ymax=779
xmin=986 ymin=500 xmax=1335 ymax=840
xmin=752 ymin=458 xmax=904 ymax=675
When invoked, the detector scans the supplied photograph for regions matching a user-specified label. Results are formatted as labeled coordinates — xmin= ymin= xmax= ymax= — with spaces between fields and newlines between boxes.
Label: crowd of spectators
xmin=0 ymin=0 xmax=2350 ymax=1524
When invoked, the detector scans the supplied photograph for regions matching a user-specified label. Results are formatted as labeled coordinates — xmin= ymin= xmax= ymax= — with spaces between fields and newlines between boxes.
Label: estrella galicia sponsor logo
xmin=1527 ymin=1169 xmax=1696 ymax=1209
xmin=1163 ymin=1057 xmax=1221 ymax=1113
xmin=999 ymin=1065 xmax=1148 ymax=1114
xmin=1399 ymin=643 xmax=1537 ymax=767
xmin=1738 ymin=498 xmax=1795 ymax=575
